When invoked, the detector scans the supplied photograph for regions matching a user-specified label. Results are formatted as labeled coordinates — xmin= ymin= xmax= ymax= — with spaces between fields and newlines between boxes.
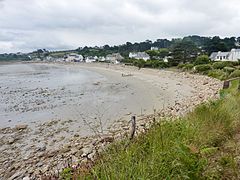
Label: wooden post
xmin=223 ymin=80 xmax=230 ymax=89
xmin=238 ymin=79 xmax=240 ymax=91
xmin=129 ymin=116 xmax=136 ymax=140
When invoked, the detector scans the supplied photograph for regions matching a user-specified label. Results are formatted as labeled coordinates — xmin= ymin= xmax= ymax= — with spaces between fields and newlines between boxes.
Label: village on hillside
xmin=29 ymin=47 xmax=240 ymax=64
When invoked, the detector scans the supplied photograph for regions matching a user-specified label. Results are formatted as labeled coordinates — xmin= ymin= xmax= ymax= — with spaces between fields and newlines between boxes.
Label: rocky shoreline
xmin=0 ymin=63 xmax=222 ymax=179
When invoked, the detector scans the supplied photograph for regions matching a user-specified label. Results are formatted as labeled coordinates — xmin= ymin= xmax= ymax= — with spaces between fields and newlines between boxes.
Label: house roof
xmin=210 ymin=52 xmax=218 ymax=59
xmin=210 ymin=52 xmax=229 ymax=58
xmin=218 ymin=52 xmax=229 ymax=56
xmin=231 ymin=49 xmax=240 ymax=52
xmin=129 ymin=52 xmax=150 ymax=58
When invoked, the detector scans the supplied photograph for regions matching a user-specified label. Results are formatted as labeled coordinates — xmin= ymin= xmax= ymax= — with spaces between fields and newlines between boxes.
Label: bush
xmin=232 ymin=61 xmax=240 ymax=66
xmin=60 ymin=168 xmax=73 ymax=180
xmin=183 ymin=64 xmax=194 ymax=71
xmin=144 ymin=60 xmax=169 ymax=69
xmin=122 ymin=58 xmax=134 ymax=64
xmin=223 ymin=67 xmax=235 ymax=74
xmin=212 ymin=62 xmax=233 ymax=69
xmin=194 ymin=55 xmax=210 ymax=65
xmin=208 ymin=70 xmax=228 ymax=80
xmin=133 ymin=59 xmax=146 ymax=69
xmin=177 ymin=63 xmax=185 ymax=69
xmin=229 ymin=70 xmax=240 ymax=78
xmin=195 ymin=64 xmax=212 ymax=73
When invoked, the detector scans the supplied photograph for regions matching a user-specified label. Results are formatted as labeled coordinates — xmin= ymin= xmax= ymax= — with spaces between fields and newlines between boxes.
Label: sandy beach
xmin=0 ymin=62 xmax=222 ymax=179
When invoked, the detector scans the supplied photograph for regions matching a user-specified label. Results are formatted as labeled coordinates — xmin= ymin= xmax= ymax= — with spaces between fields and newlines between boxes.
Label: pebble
xmin=0 ymin=69 xmax=223 ymax=179
xmin=23 ymin=177 xmax=30 ymax=180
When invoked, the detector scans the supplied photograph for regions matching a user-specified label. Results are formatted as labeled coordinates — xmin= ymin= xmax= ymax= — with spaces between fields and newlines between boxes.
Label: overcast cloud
xmin=0 ymin=0 xmax=240 ymax=53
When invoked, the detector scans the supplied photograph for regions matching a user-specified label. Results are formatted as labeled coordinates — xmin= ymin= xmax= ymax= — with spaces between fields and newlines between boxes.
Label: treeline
xmin=0 ymin=53 xmax=31 ymax=61
xmin=76 ymin=35 xmax=240 ymax=59
xmin=1 ymin=35 xmax=240 ymax=62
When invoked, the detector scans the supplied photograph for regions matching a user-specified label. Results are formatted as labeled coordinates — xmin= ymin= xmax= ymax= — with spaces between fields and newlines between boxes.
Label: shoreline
xmin=0 ymin=62 xmax=223 ymax=179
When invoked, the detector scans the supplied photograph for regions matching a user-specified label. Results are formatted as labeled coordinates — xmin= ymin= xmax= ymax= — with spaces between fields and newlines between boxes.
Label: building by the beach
xmin=151 ymin=47 xmax=159 ymax=51
xmin=210 ymin=49 xmax=240 ymax=62
xmin=85 ymin=56 xmax=97 ymax=63
xmin=106 ymin=53 xmax=124 ymax=64
xmin=65 ymin=53 xmax=84 ymax=62
xmin=98 ymin=56 xmax=106 ymax=62
xmin=129 ymin=52 xmax=150 ymax=61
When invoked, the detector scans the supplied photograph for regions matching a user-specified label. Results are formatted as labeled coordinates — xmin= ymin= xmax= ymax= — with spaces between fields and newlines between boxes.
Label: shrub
xmin=194 ymin=55 xmax=210 ymax=65
xmin=212 ymin=62 xmax=233 ymax=69
xmin=177 ymin=63 xmax=185 ymax=69
xmin=60 ymin=168 xmax=73 ymax=180
xmin=183 ymin=64 xmax=194 ymax=71
xmin=133 ymin=59 xmax=146 ymax=69
xmin=145 ymin=60 xmax=169 ymax=69
xmin=223 ymin=67 xmax=235 ymax=74
xmin=195 ymin=64 xmax=212 ymax=73
xmin=122 ymin=58 xmax=134 ymax=64
xmin=232 ymin=61 xmax=240 ymax=66
xmin=208 ymin=70 xmax=228 ymax=80
xmin=229 ymin=70 xmax=240 ymax=78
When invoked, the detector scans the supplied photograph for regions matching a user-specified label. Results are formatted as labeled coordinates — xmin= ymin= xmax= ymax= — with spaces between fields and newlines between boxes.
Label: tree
xmin=145 ymin=50 xmax=159 ymax=59
xmin=158 ymin=48 xmax=169 ymax=58
xmin=194 ymin=55 xmax=210 ymax=65
xmin=204 ymin=36 xmax=228 ymax=54
xmin=171 ymin=40 xmax=198 ymax=65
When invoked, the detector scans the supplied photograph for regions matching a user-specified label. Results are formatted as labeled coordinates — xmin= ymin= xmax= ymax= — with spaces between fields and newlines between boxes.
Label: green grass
xmin=220 ymin=80 xmax=240 ymax=97
xmin=62 ymin=80 xmax=240 ymax=179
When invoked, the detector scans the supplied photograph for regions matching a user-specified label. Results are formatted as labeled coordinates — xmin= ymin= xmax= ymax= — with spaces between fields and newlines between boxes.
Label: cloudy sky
xmin=0 ymin=0 xmax=240 ymax=53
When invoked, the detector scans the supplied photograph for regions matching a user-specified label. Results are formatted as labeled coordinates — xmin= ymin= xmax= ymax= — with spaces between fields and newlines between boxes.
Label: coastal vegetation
xmin=178 ymin=60 xmax=240 ymax=80
xmin=0 ymin=53 xmax=30 ymax=61
xmin=2 ymin=35 xmax=240 ymax=64
xmin=62 ymin=80 xmax=240 ymax=179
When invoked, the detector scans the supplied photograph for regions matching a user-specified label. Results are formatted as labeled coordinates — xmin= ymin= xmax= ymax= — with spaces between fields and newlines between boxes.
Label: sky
xmin=0 ymin=0 xmax=240 ymax=53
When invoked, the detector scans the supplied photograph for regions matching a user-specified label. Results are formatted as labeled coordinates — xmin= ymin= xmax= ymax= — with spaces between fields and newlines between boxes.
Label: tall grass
xmin=73 ymin=81 xmax=240 ymax=179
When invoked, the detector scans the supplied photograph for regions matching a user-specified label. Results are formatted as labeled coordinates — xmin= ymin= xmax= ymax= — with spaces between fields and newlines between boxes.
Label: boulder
xmin=15 ymin=125 xmax=28 ymax=131
xmin=8 ymin=137 xmax=17 ymax=144
xmin=23 ymin=177 xmax=30 ymax=180
xmin=81 ymin=146 xmax=93 ymax=157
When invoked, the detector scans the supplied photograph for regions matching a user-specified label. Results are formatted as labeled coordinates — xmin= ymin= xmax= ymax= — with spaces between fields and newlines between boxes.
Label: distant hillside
xmin=0 ymin=53 xmax=31 ymax=61
xmin=1 ymin=35 xmax=240 ymax=62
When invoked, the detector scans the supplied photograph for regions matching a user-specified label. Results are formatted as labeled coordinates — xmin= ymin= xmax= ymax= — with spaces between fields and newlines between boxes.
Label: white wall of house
xmin=210 ymin=49 xmax=240 ymax=62
xmin=65 ymin=53 xmax=83 ymax=62
xmin=98 ymin=56 xmax=106 ymax=62
xmin=85 ymin=57 xmax=96 ymax=63
xmin=228 ymin=49 xmax=240 ymax=61
xmin=129 ymin=52 xmax=150 ymax=61
xmin=151 ymin=47 xmax=159 ymax=50
xmin=106 ymin=53 xmax=124 ymax=64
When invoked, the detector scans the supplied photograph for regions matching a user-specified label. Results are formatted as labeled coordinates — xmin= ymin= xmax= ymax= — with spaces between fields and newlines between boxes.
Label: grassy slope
xmin=63 ymin=80 xmax=240 ymax=179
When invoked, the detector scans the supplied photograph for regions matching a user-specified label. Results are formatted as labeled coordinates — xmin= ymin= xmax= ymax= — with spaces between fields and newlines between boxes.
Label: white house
xmin=210 ymin=49 xmax=240 ymax=62
xmin=106 ymin=53 xmax=124 ymax=64
xmin=129 ymin=52 xmax=150 ymax=61
xmin=85 ymin=56 xmax=96 ymax=63
xmin=45 ymin=56 xmax=54 ymax=61
xmin=151 ymin=47 xmax=159 ymax=51
xmin=228 ymin=49 xmax=240 ymax=61
xmin=65 ymin=53 xmax=84 ymax=62
xmin=98 ymin=56 xmax=106 ymax=62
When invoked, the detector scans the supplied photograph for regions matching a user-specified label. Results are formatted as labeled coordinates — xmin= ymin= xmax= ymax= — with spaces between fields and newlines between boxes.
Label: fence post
xmin=223 ymin=80 xmax=230 ymax=89
xmin=129 ymin=116 xmax=136 ymax=140
xmin=238 ymin=79 xmax=240 ymax=91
